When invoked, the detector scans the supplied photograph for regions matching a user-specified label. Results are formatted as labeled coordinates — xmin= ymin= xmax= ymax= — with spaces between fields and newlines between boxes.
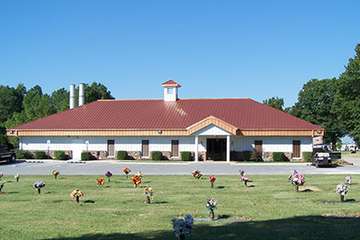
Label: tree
xmin=5 ymin=85 xmax=56 ymax=129
xmin=0 ymin=85 xmax=25 ymax=123
xmin=263 ymin=97 xmax=284 ymax=111
xmin=291 ymin=78 xmax=345 ymax=147
xmin=51 ymin=88 xmax=69 ymax=112
xmin=334 ymin=44 xmax=360 ymax=145
xmin=85 ymin=82 xmax=114 ymax=103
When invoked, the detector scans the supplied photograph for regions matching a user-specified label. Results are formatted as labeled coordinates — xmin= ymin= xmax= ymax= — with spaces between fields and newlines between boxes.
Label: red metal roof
xmin=13 ymin=98 xmax=322 ymax=131
xmin=161 ymin=80 xmax=181 ymax=87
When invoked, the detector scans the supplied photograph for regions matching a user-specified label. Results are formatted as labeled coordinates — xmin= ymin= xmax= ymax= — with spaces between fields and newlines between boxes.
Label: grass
xmin=1 ymin=175 xmax=360 ymax=240
xmin=341 ymin=151 xmax=360 ymax=158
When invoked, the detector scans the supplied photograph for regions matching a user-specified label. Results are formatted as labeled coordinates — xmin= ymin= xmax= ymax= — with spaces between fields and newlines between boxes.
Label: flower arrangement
xmin=288 ymin=170 xmax=305 ymax=192
xmin=192 ymin=170 xmax=202 ymax=179
xmin=336 ymin=183 xmax=349 ymax=202
xmin=33 ymin=180 xmax=45 ymax=194
xmin=70 ymin=189 xmax=85 ymax=203
xmin=105 ymin=171 xmax=113 ymax=182
xmin=131 ymin=173 xmax=142 ymax=188
xmin=209 ymin=175 xmax=216 ymax=188
xmin=52 ymin=170 xmax=60 ymax=180
xmin=14 ymin=173 xmax=20 ymax=182
xmin=206 ymin=198 xmax=217 ymax=220
xmin=122 ymin=167 xmax=131 ymax=178
xmin=96 ymin=177 xmax=105 ymax=186
xmin=144 ymin=186 xmax=153 ymax=204
xmin=345 ymin=176 xmax=352 ymax=185
xmin=239 ymin=170 xmax=252 ymax=187
xmin=171 ymin=214 xmax=194 ymax=240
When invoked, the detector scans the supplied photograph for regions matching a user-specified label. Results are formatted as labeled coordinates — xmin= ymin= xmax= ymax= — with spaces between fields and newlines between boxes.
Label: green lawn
xmin=1 ymin=175 xmax=360 ymax=240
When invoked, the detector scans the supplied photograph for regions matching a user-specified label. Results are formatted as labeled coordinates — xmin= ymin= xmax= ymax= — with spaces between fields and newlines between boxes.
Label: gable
xmin=193 ymin=124 xmax=231 ymax=136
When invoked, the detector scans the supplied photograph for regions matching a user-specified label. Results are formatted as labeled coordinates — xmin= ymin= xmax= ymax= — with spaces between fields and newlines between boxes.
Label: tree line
xmin=263 ymin=43 xmax=360 ymax=147
xmin=0 ymin=82 xmax=113 ymax=147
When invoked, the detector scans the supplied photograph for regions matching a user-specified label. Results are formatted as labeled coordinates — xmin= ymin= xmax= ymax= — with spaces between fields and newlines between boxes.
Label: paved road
xmin=1 ymin=160 xmax=360 ymax=176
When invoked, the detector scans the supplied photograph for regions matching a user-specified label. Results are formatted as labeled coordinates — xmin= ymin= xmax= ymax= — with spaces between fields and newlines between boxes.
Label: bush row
xmin=15 ymin=150 xmax=70 ymax=160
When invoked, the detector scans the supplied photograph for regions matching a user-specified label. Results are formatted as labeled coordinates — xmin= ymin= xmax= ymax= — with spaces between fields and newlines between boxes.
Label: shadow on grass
xmin=152 ymin=201 xmax=169 ymax=204
xmin=216 ymin=186 xmax=226 ymax=189
xmin=40 ymin=215 xmax=360 ymax=240
xmin=83 ymin=200 xmax=96 ymax=204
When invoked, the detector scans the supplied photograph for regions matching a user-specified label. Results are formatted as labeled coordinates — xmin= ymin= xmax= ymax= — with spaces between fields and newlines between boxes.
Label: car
xmin=312 ymin=144 xmax=341 ymax=168
xmin=0 ymin=144 xmax=16 ymax=163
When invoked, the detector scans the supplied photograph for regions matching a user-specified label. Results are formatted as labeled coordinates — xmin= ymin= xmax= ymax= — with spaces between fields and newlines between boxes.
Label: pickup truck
xmin=312 ymin=144 xmax=341 ymax=168
xmin=0 ymin=144 xmax=16 ymax=163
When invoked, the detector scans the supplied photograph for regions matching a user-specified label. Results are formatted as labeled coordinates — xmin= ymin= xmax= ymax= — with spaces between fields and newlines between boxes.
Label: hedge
xmin=302 ymin=152 xmax=313 ymax=162
xmin=116 ymin=151 xmax=128 ymax=160
xmin=181 ymin=151 xmax=193 ymax=161
xmin=151 ymin=151 xmax=162 ymax=160
xmin=81 ymin=151 xmax=96 ymax=161
xmin=15 ymin=150 xmax=34 ymax=159
xmin=273 ymin=152 xmax=289 ymax=162
xmin=241 ymin=151 xmax=252 ymax=161
xmin=54 ymin=151 xmax=68 ymax=160
xmin=34 ymin=151 xmax=49 ymax=159
xmin=251 ymin=151 xmax=263 ymax=162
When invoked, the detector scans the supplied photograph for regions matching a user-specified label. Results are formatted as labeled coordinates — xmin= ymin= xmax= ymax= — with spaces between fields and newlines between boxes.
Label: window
xmin=107 ymin=140 xmax=115 ymax=157
xmin=167 ymin=88 xmax=173 ymax=94
xmin=254 ymin=140 xmax=263 ymax=153
xmin=171 ymin=140 xmax=179 ymax=157
xmin=142 ymin=140 xmax=149 ymax=157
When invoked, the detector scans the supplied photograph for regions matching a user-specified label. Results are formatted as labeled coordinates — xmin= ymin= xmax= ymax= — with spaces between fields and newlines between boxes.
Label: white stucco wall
xmin=20 ymin=135 xmax=313 ymax=160
xmin=231 ymin=136 xmax=313 ymax=155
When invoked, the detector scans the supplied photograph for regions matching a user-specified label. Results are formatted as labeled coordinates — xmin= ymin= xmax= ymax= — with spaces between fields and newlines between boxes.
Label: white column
xmin=194 ymin=136 xmax=199 ymax=162
xmin=226 ymin=135 xmax=230 ymax=162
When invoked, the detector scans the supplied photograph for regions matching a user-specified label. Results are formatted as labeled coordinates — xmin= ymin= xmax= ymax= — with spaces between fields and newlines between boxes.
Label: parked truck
xmin=0 ymin=144 xmax=16 ymax=163
xmin=312 ymin=144 xmax=341 ymax=168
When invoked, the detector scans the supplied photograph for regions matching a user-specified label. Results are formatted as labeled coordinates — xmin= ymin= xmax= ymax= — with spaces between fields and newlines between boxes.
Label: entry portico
xmin=193 ymin=123 xmax=232 ymax=162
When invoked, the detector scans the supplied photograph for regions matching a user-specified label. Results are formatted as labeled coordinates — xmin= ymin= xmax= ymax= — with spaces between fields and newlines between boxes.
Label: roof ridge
xmin=97 ymin=98 xmax=254 ymax=102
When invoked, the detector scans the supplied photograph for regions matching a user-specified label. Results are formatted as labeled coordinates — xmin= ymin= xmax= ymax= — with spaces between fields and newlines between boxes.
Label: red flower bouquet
xmin=209 ymin=175 xmax=216 ymax=188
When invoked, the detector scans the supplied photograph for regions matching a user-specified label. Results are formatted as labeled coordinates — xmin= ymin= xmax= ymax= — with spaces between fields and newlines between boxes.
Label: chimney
xmin=69 ymin=84 xmax=75 ymax=109
xmin=78 ymin=83 xmax=85 ymax=106
xmin=161 ymin=80 xmax=181 ymax=102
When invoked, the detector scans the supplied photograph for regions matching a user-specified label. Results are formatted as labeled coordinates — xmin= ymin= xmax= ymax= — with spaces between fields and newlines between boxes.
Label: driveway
xmin=1 ymin=160 xmax=360 ymax=175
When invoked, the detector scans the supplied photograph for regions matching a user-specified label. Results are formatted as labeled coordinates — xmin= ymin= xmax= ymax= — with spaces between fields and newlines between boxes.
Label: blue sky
xmin=0 ymin=1 xmax=359 ymax=107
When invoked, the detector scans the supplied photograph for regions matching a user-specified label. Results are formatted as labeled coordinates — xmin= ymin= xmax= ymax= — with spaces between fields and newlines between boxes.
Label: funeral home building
xmin=7 ymin=80 xmax=324 ymax=161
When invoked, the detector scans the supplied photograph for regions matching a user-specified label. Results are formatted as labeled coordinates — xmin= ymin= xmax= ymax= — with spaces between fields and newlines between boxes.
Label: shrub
xmin=302 ymin=152 xmax=313 ymax=162
xmin=250 ymin=151 xmax=263 ymax=162
xmin=15 ymin=150 xmax=33 ymax=159
xmin=116 ymin=151 xmax=128 ymax=160
xmin=151 ymin=151 xmax=163 ymax=160
xmin=54 ymin=151 xmax=68 ymax=160
xmin=34 ymin=151 xmax=49 ymax=159
xmin=273 ymin=152 xmax=289 ymax=162
xmin=241 ymin=151 xmax=252 ymax=161
xmin=181 ymin=151 xmax=193 ymax=161
xmin=81 ymin=151 xmax=96 ymax=161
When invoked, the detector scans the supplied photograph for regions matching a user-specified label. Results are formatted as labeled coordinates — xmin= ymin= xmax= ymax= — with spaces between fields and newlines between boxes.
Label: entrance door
xmin=207 ymin=138 xmax=226 ymax=161
xmin=107 ymin=140 xmax=115 ymax=157
xmin=292 ymin=140 xmax=301 ymax=158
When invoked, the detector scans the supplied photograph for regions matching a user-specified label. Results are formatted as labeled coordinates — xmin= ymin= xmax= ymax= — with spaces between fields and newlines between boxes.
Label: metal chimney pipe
xmin=78 ymin=83 xmax=85 ymax=106
xmin=69 ymin=84 xmax=75 ymax=109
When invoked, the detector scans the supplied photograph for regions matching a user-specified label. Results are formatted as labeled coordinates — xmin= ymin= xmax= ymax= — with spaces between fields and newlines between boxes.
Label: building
xmin=7 ymin=80 xmax=324 ymax=161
